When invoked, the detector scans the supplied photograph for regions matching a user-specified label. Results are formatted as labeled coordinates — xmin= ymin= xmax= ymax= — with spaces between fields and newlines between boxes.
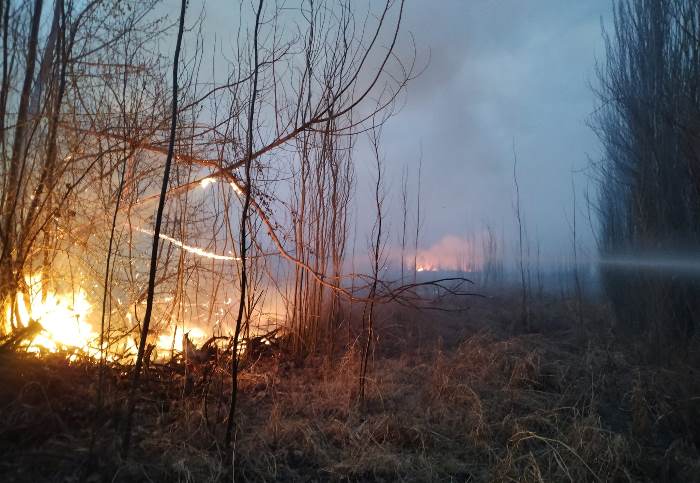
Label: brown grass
xmin=1 ymin=295 xmax=699 ymax=482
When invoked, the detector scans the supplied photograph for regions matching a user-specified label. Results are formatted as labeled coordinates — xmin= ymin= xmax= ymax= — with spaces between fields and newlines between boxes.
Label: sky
xmin=358 ymin=0 xmax=612 ymax=268
xmin=165 ymin=0 xmax=613 ymax=271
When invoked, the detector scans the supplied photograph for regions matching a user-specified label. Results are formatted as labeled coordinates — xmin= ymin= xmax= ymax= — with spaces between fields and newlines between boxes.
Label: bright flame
xmin=156 ymin=326 xmax=206 ymax=354
xmin=416 ymin=264 xmax=436 ymax=273
xmin=413 ymin=235 xmax=483 ymax=272
xmin=5 ymin=274 xmax=97 ymax=355
xmin=3 ymin=273 xmax=228 ymax=362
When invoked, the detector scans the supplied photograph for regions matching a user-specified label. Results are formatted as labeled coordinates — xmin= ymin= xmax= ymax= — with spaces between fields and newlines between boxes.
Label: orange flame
xmin=4 ymin=274 xmax=97 ymax=356
xmin=414 ymin=235 xmax=483 ymax=272
xmin=3 ymin=273 xmax=211 ymax=362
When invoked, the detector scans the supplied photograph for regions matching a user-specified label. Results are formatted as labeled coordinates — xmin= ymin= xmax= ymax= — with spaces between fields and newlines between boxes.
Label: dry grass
xmin=1 ymin=295 xmax=699 ymax=482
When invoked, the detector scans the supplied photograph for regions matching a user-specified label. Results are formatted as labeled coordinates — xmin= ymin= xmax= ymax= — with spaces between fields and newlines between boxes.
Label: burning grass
xmin=1 ymin=296 xmax=699 ymax=482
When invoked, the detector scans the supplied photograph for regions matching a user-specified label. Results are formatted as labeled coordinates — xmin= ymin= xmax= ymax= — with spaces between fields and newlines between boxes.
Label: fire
xmin=156 ymin=326 xmax=206 ymax=355
xmin=413 ymin=235 xmax=483 ymax=273
xmin=5 ymin=274 xmax=97 ymax=355
xmin=3 ymin=273 xmax=222 ymax=362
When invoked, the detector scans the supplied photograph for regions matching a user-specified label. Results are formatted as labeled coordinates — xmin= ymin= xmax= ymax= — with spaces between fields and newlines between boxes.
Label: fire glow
xmin=416 ymin=264 xmax=436 ymax=273
xmin=413 ymin=235 xmax=483 ymax=273
xmin=3 ymin=273 xmax=212 ymax=361
xmin=4 ymin=274 xmax=97 ymax=356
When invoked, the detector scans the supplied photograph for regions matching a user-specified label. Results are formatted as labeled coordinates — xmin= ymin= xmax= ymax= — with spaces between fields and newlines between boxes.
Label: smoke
xmin=599 ymin=254 xmax=700 ymax=276
xmin=412 ymin=234 xmax=483 ymax=272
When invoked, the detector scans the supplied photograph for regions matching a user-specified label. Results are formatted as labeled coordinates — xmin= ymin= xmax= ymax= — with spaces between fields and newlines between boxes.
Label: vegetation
xmin=1 ymin=297 xmax=699 ymax=481
xmin=594 ymin=0 xmax=700 ymax=353
xmin=0 ymin=0 xmax=698 ymax=480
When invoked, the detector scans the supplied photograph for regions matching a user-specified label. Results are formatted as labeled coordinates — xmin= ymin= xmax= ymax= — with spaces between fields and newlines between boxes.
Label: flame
xmin=200 ymin=177 xmax=217 ymax=189
xmin=5 ymin=274 xmax=97 ymax=355
xmin=156 ymin=326 xmax=206 ymax=354
xmin=3 ymin=273 xmax=227 ymax=362
xmin=413 ymin=235 xmax=483 ymax=272
xmin=416 ymin=264 xmax=436 ymax=273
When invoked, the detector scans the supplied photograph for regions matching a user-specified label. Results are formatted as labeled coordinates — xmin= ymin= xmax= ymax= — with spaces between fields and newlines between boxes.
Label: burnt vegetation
xmin=0 ymin=0 xmax=699 ymax=481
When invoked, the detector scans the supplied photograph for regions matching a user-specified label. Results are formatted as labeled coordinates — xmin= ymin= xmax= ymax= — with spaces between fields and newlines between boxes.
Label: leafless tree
xmin=121 ymin=0 xmax=187 ymax=457
xmin=512 ymin=143 xmax=529 ymax=331
xmin=400 ymin=164 xmax=408 ymax=283
xmin=413 ymin=149 xmax=422 ymax=281
xmin=225 ymin=0 xmax=263 ymax=452
xmin=593 ymin=0 xmax=700 ymax=352
xmin=359 ymin=123 xmax=385 ymax=407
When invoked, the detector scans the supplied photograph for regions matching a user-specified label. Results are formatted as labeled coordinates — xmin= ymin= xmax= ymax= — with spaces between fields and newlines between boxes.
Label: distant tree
xmin=594 ymin=0 xmax=700 ymax=353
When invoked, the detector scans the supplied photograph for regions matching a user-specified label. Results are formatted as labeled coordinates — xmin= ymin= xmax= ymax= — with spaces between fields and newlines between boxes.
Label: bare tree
xmin=512 ymin=143 xmax=529 ymax=332
xmin=225 ymin=0 xmax=264 ymax=452
xmin=593 ymin=0 xmax=700 ymax=352
xmin=121 ymin=0 xmax=187 ymax=457
xmin=359 ymin=124 xmax=385 ymax=407
xmin=413 ymin=150 xmax=422 ymax=281
xmin=569 ymin=175 xmax=584 ymax=328
xmin=400 ymin=165 xmax=408 ymax=283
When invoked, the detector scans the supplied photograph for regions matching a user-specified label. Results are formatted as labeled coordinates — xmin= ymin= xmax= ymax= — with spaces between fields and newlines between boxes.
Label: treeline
xmin=594 ymin=0 xmax=700 ymax=354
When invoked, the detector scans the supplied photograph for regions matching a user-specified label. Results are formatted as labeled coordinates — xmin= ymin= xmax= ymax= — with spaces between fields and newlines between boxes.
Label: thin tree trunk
xmin=359 ymin=128 xmax=383 ymax=407
xmin=0 ymin=0 xmax=43 ymax=304
xmin=225 ymin=0 xmax=264 ymax=452
xmin=97 ymin=41 xmax=132 ymax=412
xmin=400 ymin=165 xmax=408 ymax=283
xmin=512 ymin=143 xmax=529 ymax=332
xmin=120 ymin=0 xmax=186 ymax=458
xmin=413 ymin=152 xmax=422 ymax=282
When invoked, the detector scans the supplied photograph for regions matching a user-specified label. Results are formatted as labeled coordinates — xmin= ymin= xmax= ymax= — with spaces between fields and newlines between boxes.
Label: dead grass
xmin=1 ymin=296 xmax=699 ymax=482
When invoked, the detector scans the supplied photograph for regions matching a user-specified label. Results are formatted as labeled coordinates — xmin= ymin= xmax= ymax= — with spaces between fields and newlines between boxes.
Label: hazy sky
xmin=356 ymin=0 xmax=612 ymax=266
xmin=173 ymin=0 xmax=613 ymax=269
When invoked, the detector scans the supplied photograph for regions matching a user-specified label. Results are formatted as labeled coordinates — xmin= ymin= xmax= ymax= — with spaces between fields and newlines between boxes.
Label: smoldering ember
xmin=1 ymin=1 xmax=699 ymax=481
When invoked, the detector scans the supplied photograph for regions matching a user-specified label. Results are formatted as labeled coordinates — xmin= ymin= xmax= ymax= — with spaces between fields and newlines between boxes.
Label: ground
xmin=1 ymin=294 xmax=699 ymax=482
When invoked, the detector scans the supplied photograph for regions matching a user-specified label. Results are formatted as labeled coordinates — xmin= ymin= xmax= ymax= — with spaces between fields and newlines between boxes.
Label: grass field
xmin=1 ymin=294 xmax=699 ymax=482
